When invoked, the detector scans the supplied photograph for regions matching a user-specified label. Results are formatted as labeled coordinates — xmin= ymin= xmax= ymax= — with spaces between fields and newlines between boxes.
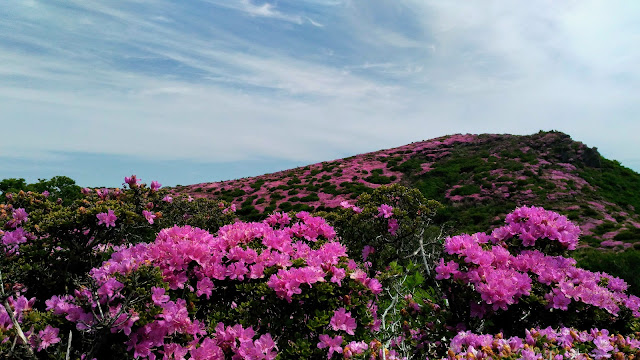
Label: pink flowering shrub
xmin=0 ymin=176 xmax=236 ymax=305
xmin=0 ymin=176 xmax=237 ymax=357
xmin=436 ymin=206 xmax=640 ymax=335
xmin=47 ymin=212 xmax=382 ymax=359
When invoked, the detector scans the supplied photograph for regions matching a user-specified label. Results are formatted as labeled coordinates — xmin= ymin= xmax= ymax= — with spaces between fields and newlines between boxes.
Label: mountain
xmin=174 ymin=131 xmax=640 ymax=250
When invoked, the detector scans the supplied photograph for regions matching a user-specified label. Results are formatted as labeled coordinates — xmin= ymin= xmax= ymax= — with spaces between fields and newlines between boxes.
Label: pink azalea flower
xmin=12 ymin=208 xmax=28 ymax=224
xmin=196 ymin=277 xmax=214 ymax=299
xmin=150 ymin=180 xmax=161 ymax=191
xmin=317 ymin=334 xmax=343 ymax=359
xmin=362 ymin=245 xmax=375 ymax=262
xmin=151 ymin=287 xmax=170 ymax=306
xmin=124 ymin=175 xmax=140 ymax=188
xmin=96 ymin=188 xmax=109 ymax=200
xmin=364 ymin=278 xmax=383 ymax=294
xmin=96 ymin=209 xmax=117 ymax=228
xmin=36 ymin=325 xmax=60 ymax=351
xmin=377 ymin=204 xmax=393 ymax=219
xmin=163 ymin=195 xmax=173 ymax=203
xmin=330 ymin=308 xmax=357 ymax=335
xmin=387 ymin=218 xmax=399 ymax=235
xmin=142 ymin=210 xmax=156 ymax=224
xmin=344 ymin=341 xmax=368 ymax=358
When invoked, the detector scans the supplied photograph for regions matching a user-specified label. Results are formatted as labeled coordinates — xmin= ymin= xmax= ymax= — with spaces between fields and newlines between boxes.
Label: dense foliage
xmin=0 ymin=176 xmax=82 ymax=205
xmin=1 ymin=176 xmax=639 ymax=359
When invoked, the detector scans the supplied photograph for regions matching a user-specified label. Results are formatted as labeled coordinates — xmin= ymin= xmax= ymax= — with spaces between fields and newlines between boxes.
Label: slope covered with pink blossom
xmin=174 ymin=131 xmax=640 ymax=250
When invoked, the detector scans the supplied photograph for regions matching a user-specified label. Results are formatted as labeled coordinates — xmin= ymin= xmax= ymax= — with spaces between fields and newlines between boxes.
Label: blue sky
xmin=1 ymin=1 xmax=639 ymax=188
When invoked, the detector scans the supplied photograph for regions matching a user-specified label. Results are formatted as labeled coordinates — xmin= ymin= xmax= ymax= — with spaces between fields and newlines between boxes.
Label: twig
xmin=66 ymin=330 xmax=73 ymax=360
xmin=3 ymin=300 xmax=35 ymax=358
xmin=0 ymin=270 xmax=35 ymax=358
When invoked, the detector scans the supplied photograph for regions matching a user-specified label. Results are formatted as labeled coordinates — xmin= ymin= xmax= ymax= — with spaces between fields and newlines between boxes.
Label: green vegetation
xmin=614 ymin=227 xmax=640 ymax=242
xmin=592 ymin=221 xmax=619 ymax=236
xmin=0 ymin=176 xmax=81 ymax=205
xmin=299 ymin=193 xmax=319 ymax=202
xmin=390 ymin=157 xmax=424 ymax=172
xmin=575 ymin=248 xmax=640 ymax=295
xmin=364 ymin=173 xmax=392 ymax=184
xmin=450 ymin=184 xmax=481 ymax=196
xmin=579 ymin=157 xmax=640 ymax=213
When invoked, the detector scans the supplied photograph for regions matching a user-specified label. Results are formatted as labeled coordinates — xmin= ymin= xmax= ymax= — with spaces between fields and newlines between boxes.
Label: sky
xmin=1 ymin=0 xmax=639 ymax=188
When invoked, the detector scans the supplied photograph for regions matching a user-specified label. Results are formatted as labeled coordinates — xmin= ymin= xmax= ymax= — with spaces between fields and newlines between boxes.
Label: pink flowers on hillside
xmin=96 ymin=209 xmax=117 ymax=228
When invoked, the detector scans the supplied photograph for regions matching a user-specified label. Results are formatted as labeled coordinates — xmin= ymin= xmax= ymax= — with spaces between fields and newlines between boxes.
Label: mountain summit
xmin=175 ymin=131 xmax=640 ymax=250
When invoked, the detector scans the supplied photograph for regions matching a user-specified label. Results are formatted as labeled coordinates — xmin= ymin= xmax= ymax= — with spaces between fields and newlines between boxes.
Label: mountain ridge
xmin=173 ymin=131 xmax=640 ymax=250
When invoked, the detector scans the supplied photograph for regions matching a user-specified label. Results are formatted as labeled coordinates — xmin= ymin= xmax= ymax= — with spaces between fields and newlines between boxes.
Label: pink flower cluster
xmin=1 ymin=208 xmax=31 ymax=254
xmin=1 ymin=227 xmax=30 ymax=254
xmin=1 ymin=295 xmax=61 ymax=352
xmin=330 ymin=308 xmax=357 ymax=335
xmin=493 ymin=205 xmax=581 ymax=250
xmin=4 ymin=207 xmax=28 ymax=228
xmin=96 ymin=209 xmax=117 ymax=228
xmin=49 ymin=289 xmax=277 ymax=360
xmin=150 ymin=180 xmax=162 ymax=192
xmin=437 ymin=206 xmax=640 ymax=315
xmin=447 ymin=327 xmax=640 ymax=360
xmin=1 ymin=295 xmax=35 ymax=332
xmin=124 ymin=175 xmax=141 ymax=188
xmin=51 ymin=212 xmax=380 ymax=358
xmin=377 ymin=204 xmax=393 ymax=219
xmin=142 ymin=210 xmax=156 ymax=224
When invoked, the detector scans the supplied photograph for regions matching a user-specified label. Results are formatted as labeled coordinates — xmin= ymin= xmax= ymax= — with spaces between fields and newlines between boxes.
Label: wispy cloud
xmin=203 ymin=0 xmax=326 ymax=27
xmin=238 ymin=0 xmax=301 ymax=23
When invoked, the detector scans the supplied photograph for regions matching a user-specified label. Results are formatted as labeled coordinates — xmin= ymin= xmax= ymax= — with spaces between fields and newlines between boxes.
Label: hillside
xmin=174 ymin=131 xmax=640 ymax=250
